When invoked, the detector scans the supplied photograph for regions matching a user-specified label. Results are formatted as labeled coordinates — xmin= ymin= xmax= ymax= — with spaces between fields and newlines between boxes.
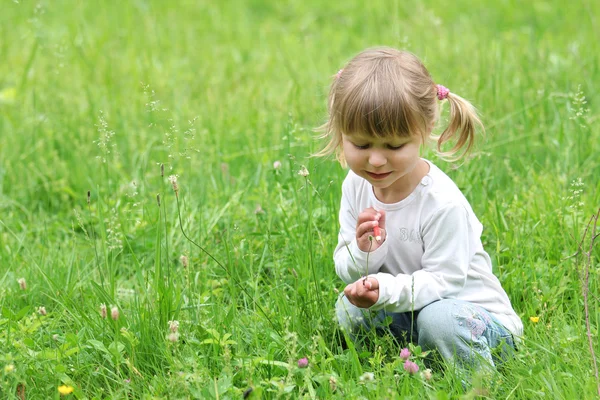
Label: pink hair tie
xmin=336 ymin=69 xmax=344 ymax=78
xmin=436 ymin=84 xmax=450 ymax=100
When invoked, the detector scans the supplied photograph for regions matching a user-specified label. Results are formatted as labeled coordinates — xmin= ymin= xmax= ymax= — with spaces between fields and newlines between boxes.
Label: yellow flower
xmin=529 ymin=316 xmax=540 ymax=323
xmin=58 ymin=385 xmax=74 ymax=395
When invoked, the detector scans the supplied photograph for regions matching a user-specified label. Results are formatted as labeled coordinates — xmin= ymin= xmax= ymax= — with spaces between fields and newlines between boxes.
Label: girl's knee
xmin=416 ymin=300 xmax=460 ymax=346
xmin=417 ymin=300 xmax=499 ymax=367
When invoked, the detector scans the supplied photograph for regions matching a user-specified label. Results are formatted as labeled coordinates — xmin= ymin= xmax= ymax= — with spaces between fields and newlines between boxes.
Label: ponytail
xmin=433 ymin=91 xmax=484 ymax=161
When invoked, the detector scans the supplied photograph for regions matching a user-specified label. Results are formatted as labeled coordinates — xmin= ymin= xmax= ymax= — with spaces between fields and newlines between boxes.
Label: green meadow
xmin=1 ymin=0 xmax=599 ymax=398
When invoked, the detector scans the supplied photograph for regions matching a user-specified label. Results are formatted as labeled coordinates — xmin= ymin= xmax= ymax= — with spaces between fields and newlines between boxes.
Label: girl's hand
xmin=356 ymin=208 xmax=386 ymax=252
xmin=344 ymin=277 xmax=380 ymax=308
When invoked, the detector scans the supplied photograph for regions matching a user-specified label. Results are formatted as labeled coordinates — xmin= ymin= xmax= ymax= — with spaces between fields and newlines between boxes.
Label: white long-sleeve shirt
xmin=334 ymin=160 xmax=523 ymax=336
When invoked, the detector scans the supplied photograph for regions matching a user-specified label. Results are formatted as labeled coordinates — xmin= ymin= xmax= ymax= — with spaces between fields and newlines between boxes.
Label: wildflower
xmin=52 ymin=334 xmax=59 ymax=341
xmin=124 ymin=378 xmax=131 ymax=384
xmin=403 ymin=360 xmax=419 ymax=375
xmin=167 ymin=332 xmax=179 ymax=343
xmin=168 ymin=175 xmax=179 ymax=195
xmin=111 ymin=306 xmax=119 ymax=321
xmin=254 ymin=204 xmax=265 ymax=214
xmin=100 ymin=304 xmax=107 ymax=319
xmin=17 ymin=278 xmax=26 ymax=290
xmin=359 ymin=372 xmax=375 ymax=382
xmin=37 ymin=306 xmax=47 ymax=316
xmin=179 ymin=255 xmax=188 ymax=268
xmin=273 ymin=160 xmax=282 ymax=169
xmin=168 ymin=320 xmax=179 ymax=333
xmin=58 ymin=385 xmax=74 ymax=395
xmin=399 ymin=347 xmax=411 ymax=360
xmin=4 ymin=364 xmax=15 ymax=373
xmin=297 ymin=357 xmax=309 ymax=368
xmin=530 ymin=316 xmax=540 ymax=323
xmin=421 ymin=368 xmax=432 ymax=381
xmin=329 ymin=376 xmax=337 ymax=392
xmin=298 ymin=166 xmax=309 ymax=177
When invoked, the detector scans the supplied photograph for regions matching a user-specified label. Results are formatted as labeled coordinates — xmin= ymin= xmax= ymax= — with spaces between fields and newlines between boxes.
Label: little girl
xmin=318 ymin=47 xmax=523 ymax=373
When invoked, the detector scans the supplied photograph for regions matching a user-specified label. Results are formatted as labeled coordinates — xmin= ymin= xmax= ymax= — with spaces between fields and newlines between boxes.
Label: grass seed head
xmin=179 ymin=255 xmax=188 ymax=268
xmin=110 ymin=306 xmax=119 ymax=320
xmin=168 ymin=175 xmax=179 ymax=195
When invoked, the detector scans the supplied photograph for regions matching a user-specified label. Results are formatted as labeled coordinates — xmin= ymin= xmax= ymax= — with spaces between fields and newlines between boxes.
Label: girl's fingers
xmin=344 ymin=279 xmax=380 ymax=307
xmin=356 ymin=220 xmax=379 ymax=239
xmin=357 ymin=208 xmax=379 ymax=225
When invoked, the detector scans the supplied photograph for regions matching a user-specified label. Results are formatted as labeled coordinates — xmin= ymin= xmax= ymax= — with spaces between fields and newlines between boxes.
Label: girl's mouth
xmin=366 ymin=171 xmax=392 ymax=180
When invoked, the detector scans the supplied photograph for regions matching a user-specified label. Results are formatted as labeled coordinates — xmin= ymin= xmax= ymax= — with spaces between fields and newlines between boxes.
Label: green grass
xmin=1 ymin=0 xmax=599 ymax=398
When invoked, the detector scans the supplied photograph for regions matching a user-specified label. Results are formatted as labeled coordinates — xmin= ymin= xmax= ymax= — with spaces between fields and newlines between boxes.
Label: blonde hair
xmin=316 ymin=47 xmax=483 ymax=165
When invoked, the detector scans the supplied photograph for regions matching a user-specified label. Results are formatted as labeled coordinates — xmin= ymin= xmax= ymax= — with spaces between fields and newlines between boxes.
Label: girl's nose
xmin=368 ymin=151 xmax=387 ymax=167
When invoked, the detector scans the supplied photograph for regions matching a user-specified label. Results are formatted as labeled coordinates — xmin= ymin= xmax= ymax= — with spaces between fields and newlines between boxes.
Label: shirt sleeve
xmin=371 ymin=202 xmax=475 ymax=312
xmin=333 ymin=176 xmax=387 ymax=284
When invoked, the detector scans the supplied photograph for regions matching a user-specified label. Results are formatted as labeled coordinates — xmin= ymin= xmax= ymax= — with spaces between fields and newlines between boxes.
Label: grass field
xmin=1 ymin=0 xmax=599 ymax=398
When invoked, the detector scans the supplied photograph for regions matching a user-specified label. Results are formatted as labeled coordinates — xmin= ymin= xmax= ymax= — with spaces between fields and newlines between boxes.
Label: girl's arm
xmin=333 ymin=178 xmax=387 ymax=284
xmin=370 ymin=203 xmax=476 ymax=312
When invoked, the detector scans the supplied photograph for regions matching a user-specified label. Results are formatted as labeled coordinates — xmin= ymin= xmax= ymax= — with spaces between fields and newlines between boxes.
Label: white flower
xmin=273 ymin=160 xmax=282 ymax=169
xmin=168 ymin=320 xmax=179 ymax=333
xmin=298 ymin=166 xmax=309 ymax=177
xmin=359 ymin=372 xmax=375 ymax=382
xmin=421 ymin=368 xmax=433 ymax=381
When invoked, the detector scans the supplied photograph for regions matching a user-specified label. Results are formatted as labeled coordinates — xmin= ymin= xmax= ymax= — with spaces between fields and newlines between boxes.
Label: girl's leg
xmin=335 ymin=294 xmax=418 ymax=344
xmin=416 ymin=299 xmax=516 ymax=371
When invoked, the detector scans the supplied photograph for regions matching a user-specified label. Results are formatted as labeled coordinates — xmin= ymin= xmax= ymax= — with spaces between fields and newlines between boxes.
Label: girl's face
xmin=342 ymin=132 xmax=424 ymax=201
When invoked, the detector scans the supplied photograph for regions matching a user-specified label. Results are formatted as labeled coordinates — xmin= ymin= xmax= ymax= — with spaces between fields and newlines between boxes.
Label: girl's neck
xmin=373 ymin=159 xmax=430 ymax=204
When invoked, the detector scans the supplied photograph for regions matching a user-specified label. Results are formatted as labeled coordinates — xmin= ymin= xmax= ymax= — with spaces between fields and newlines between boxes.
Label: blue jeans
xmin=336 ymin=296 xmax=516 ymax=371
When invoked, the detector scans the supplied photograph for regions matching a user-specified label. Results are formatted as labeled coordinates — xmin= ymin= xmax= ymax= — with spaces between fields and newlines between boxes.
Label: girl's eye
xmin=353 ymin=143 xmax=370 ymax=149
xmin=387 ymin=144 xmax=405 ymax=150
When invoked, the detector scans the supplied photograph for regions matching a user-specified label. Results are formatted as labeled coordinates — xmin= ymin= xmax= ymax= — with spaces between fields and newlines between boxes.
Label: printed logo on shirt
xmin=398 ymin=228 xmax=422 ymax=243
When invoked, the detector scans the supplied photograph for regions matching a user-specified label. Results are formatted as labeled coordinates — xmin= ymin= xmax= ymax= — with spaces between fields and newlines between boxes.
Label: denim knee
xmin=417 ymin=300 xmax=462 ymax=352
xmin=416 ymin=299 xmax=514 ymax=369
